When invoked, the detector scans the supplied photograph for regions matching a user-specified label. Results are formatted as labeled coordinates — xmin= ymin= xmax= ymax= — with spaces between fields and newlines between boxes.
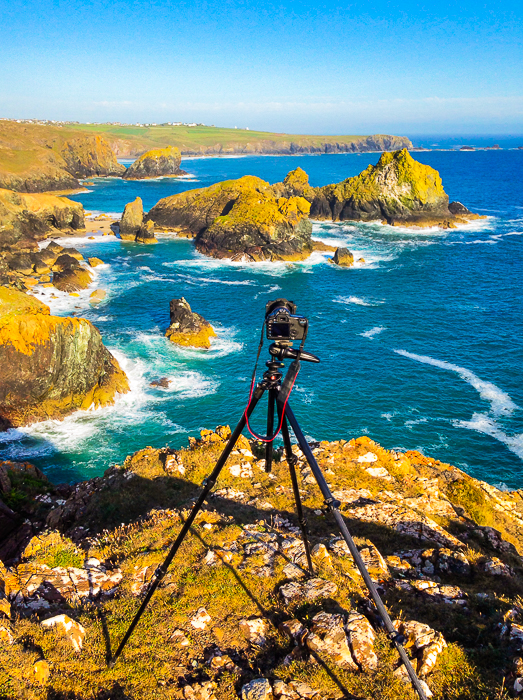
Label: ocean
xmin=1 ymin=148 xmax=522 ymax=488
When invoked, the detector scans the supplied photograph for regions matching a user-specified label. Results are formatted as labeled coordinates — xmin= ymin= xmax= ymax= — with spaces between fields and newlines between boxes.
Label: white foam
xmin=360 ymin=326 xmax=386 ymax=339
xmin=335 ymin=295 xmax=383 ymax=307
xmin=394 ymin=350 xmax=519 ymax=416
xmin=454 ymin=413 xmax=523 ymax=460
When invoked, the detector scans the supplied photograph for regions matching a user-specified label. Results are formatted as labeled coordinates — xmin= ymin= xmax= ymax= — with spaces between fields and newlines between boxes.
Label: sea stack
xmin=165 ymin=298 xmax=216 ymax=349
xmin=122 ymin=146 xmax=185 ymax=180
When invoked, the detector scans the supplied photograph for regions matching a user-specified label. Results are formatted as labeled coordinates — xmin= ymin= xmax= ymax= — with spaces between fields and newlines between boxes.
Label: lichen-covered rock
xmin=165 ymin=298 xmax=216 ymax=349
xmin=241 ymin=678 xmax=273 ymax=700
xmin=345 ymin=612 xmax=378 ymax=670
xmin=0 ymin=287 xmax=129 ymax=427
xmin=331 ymin=247 xmax=354 ymax=267
xmin=309 ymin=149 xmax=482 ymax=227
xmin=306 ymin=612 xmax=358 ymax=670
xmin=135 ymin=219 xmax=158 ymax=244
xmin=52 ymin=263 xmax=92 ymax=292
xmin=240 ymin=617 xmax=268 ymax=645
xmin=147 ymin=175 xmax=313 ymax=261
xmin=122 ymin=146 xmax=185 ymax=180
xmin=119 ymin=197 xmax=144 ymax=241
xmin=0 ymin=188 xmax=84 ymax=254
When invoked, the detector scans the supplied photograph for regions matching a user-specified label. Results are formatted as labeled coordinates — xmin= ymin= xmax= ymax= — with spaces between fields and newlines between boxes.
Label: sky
xmin=0 ymin=0 xmax=522 ymax=135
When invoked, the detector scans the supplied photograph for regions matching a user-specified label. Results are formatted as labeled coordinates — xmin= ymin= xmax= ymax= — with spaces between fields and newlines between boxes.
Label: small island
xmin=122 ymin=146 xmax=186 ymax=180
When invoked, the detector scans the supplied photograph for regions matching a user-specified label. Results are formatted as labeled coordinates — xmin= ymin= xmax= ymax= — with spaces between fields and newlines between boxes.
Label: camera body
xmin=265 ymin=298 xmax=308 ymax=341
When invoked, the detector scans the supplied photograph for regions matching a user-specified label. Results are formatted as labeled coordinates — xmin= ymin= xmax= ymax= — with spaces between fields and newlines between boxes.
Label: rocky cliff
xmin=0 ymin=122 xmax=124 ymax=193
xmin=147 ymin=175 xmax=313 ymax=261
xmin=307 ymin=149 xmax=483 ymax=227
xmin=123 ymin=146 xmax=185 ymax=180
xmin=0 ymin=287 xmax=129 ymax=428
xmin=165 ymin=298 xmax=216 ymax=348
xmin=0 ymin=427 xmax=522 ymax=698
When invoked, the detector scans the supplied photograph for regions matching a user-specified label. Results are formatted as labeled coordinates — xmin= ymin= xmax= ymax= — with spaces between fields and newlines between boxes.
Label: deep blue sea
xmin=2 ymin=148 xmax=522 ymax=488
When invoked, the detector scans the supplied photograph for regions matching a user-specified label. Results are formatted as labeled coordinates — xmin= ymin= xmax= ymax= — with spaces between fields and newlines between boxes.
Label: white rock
xmin=239 ymin=618 xmax=268 ymax=645
xmin=41 ymin=614 xmax=86 ymax=652
xmin=190 ymin=607 xmax=212 ymax=630
xmin=365 ymin=466 xmax=392 ymax=480
xmin=241 ymin=678 xmax=273 ymax=700
xmin=357 ymin=452 xmax=378 ymax=463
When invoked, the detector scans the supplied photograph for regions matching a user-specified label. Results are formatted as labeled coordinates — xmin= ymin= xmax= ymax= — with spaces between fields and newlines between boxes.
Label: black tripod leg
xmin=284 ymin=403 xmax=428 ymax=700
xmin=265 ymin=388 xmax=276 ymax=473
xmin=109 ymin=384 xmax=267 ymax=667
xmin=278 ymin=407 xmax=314 ymax=576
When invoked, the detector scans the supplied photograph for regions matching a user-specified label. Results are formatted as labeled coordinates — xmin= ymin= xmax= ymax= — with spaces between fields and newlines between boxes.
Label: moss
xmin=445 ymin=479 xmax=495 ymax=526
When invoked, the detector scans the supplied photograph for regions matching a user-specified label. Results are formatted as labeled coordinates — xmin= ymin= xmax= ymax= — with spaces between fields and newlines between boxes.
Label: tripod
xmin=110 ymin=342 xmax=428 ymax=700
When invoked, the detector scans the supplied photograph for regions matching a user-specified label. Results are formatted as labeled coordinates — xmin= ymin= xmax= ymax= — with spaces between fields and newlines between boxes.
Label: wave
xmin=335 ymin=295 xmax=384 ymax=307
xmin=394 ymin=350 xmax=519 ymax=416
xmin=360 ymin=326 xmax=386 ymax=339
xmin=454 ymin=413 xmax=523 ymax=460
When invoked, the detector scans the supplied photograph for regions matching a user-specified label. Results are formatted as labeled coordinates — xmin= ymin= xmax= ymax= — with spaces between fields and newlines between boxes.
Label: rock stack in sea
xmin=165 ymin=297 xmax=216 ymax=349
xmin=1 ymin=428 xmax=522 ymax=697
xmin=119 ymin=197 xmax=158 ymax=243
xmin=122 ymin=146 xmax=186 ymax=180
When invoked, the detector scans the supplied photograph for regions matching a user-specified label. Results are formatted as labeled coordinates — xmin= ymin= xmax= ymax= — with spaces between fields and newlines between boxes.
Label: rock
xmin=365 ymin=466 xmax=392 ymax=480
xmin=241 ymin=678 xmax=273 ymax=700
xmin=345 ymin=612 xmax=378 ymax=670
xmin=0 ymin=189 xmax=84 ymax=254
xmin=483 ymin=557 xmax=513 ymax=576
xmin=393 ymin=619 xmax=447 ymax=677
xmin=89 ymin=289 xmax=107 ymax=304
xmin=190 ymin=607 xmax=212 ymax=629
xmin=306 ymin=612 xmax=358 ymax=670
xmin=448 ymin=201 xmax=472 ymax=216
xmin=88 ymin=257 xmax=104 ymax=267
xmin=184 ymin=681 xmax=218 ymax=700
xmin=41 ymin=614 xmax=86 ymax=652
xmin=53 ymin=264 xmax=92 ymax=292
xmin=135 ymin=219 xmax=158 ymax=244
xmin=123 ymin=146 xmax=185 ymax=180
xmin=279 ymin=619 xmax=307 ymax=644
xmin=331 ymin=248 xmax=354 ymax=267
xmin=147 ymin=175 xmax=313 ymax=262
xmin=33 ymin=659 xmax=50 ymax=685
xmin=279 ymin=578 xmax=337 ymax=605
xmin=240 ymin=618 xmax=268 ymax=645
xmin=311 ymin=543 xmax=331 ymax=564
xmin=171 ymin=629 xmax=190 ymax=646
xmin=0 ymin=624 xmax=14 ymax=644
xmin=357 ymin=452 xmax=378 ymax=463
xmin=61 ymin=247 xmax=84 ymax=261
xmin=120 ymin=197 xmax=144 ymax=241
xmin=0 ymin=287 xmax=129 ymax=427
xmin=309 ymin=149 xmax=481 ymax=227
xmin=58 ymin=134 xmax=125 ymax=179
xmin=165 ymin=298 xmax=216 ymax=349
xmin=151 ymin=377 xmax=171 ymax=388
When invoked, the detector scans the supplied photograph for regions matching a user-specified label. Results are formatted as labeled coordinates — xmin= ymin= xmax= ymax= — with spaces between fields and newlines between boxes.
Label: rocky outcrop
xmin=0 ymin=287 xmax=129 ymax=428
xmin=308 ymin=149 xmax=483 ymax=227
xmin=165 ymin=298 xmax=216 ymax=349
xmin=331 ymin=247 xmax=354 ymax=267
xmin=122 ymin=146 xmax=185 ymax=180
xmin=147 ymin=175 xmax=313 ymax=261
xmin=0 ymin=122 xmax=124 ymax=193
xmin=119 ymin=197 xmax=157 ymax=243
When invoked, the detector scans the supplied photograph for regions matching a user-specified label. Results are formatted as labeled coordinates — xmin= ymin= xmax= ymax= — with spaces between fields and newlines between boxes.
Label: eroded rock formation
xmin=165 ymin=298 xmax=216 ymax=349
xmin=119 ymin=197 xmax=157 ymax=243
xmin=122 ymin=146 xmax=185 ymax=180
xmin=0 ymin=287 xmax=129 ymax=427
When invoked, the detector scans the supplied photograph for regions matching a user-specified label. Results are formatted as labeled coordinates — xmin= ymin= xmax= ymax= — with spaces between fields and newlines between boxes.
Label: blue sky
xmin=0 ymin=0 xmax=521 ymax=134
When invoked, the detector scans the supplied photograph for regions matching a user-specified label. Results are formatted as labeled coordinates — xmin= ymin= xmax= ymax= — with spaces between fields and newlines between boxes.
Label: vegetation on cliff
xmin=1 ymin=427 xmax=523 ymax=698
xmin=123 ymin=145 xmax=185 ymax=180
xmin=0 ymin=287 xmax=129 ymax=428
xmin=147 ymin=176 xmax=312 ymax=261
xmin=0 ymin=122 xmax=125 ymax=193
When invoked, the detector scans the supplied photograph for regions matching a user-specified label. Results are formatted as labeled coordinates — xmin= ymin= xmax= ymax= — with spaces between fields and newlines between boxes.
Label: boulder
xmin=136 ymin=219 xmax=158 ymax=244
xmin=239 ymin=618 xmax=268 ymax=645
xmin=147 ymin=175 xmax=313 ymax=261
xmin=88 ymin=257 xmax=104 ymax=267
xmin=241 ymin=679 xmax=273 ymax=700
xmin=119 ymin=197 xmax=144 ymax=241
xmin=165 ymin=298 xmax=216 ymax=349
xmin=53 ymin=265 xmax=92 ymax=292
xmin=306 ymin=612 xmax=358 ymax=670
xmin=0 ymin=287 xmax=129 ymax=427
xmin=331 ymin=248 xmax=354 ymax=267
xmin=122 ymin=146 xmax=185 ymax=180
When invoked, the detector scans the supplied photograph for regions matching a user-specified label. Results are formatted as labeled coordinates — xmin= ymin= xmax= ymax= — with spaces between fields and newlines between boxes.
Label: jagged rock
xmin=484 ymin=557 xmax=514 ymax=576
xmin=306 ymin=612 xmax=358 ymax=670
xmin=41 ymin=614 xmax=86 ymax=652
xmin=331 ymin=248 xmax=354 ymax=267
xmin=448 ymin=201 xmax=472 ymax=215
xmin=165 ymin=298 xmax=216 ymax=349
xmin=0 ymin=288 xmax=129 ymax=427
xmin=135 ymin=219 xmax=157 ymax=244
xmin=123 ymin=146 xmax=185 ymax=180
xmin=280 ymin=619 xmax=307 ymax=644
xmin=345 ymin=612 xmax=377 ymax=670
xmin=147 ymin=175 xmax=313 ymax=261
xmin=241 ymin=678 xmax=273 ymax=700
xmin=190 ymin=607 xmax=212 ymax=629
xmin=279 ymin=578 xmax=337 ymax=605
xmin=393 ymin=619 xmax=447 ymax=677
xmin=240 ymin=617 xmax=268 ymax=645
xmin=119 ymin=197 xmax=144 ymax=241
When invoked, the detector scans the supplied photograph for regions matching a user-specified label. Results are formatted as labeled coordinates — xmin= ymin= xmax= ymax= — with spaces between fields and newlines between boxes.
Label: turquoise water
xmin=1 ymin=150 xmax=522 ymax=488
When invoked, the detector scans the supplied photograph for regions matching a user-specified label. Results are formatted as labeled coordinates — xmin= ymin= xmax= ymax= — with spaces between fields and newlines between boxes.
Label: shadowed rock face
xmin=147 ymin=175 xmax=313 ymax=261
xmin=119 ymin=197 xmax=157 ymax=243
xmin=0 ymin=288 xmax=129 ymax=427
xmin=165 ymin=298 xmax=216 ymax=349
xmin=122 ymin=146 xmax=185 ymax=180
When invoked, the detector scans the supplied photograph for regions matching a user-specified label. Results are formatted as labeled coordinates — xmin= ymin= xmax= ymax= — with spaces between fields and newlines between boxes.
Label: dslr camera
xmin=265 ymin=299 xmax=308 ymax=342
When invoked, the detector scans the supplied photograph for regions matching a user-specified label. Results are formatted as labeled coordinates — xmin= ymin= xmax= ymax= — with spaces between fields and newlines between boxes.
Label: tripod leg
xmin=279 ymin=411 xmax=314 ymax=575
xmin=283 ymin=403 xmax=429 ymax=700
xmin=109 ymin=384 xmax=267 ymax=666
xmin=264 ymin=388 xmax=277 ymax=473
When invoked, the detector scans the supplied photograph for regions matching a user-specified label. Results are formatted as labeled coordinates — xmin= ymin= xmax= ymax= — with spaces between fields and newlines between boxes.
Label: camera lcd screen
xmin=271 ymin=322 xmax=291 ymax=338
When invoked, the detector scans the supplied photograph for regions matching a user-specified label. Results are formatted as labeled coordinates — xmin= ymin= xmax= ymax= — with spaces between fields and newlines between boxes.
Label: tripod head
xmin=268 ymin=342 xmax=320 ymax=364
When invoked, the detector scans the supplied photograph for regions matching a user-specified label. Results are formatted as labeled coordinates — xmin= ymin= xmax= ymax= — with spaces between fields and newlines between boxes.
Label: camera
xmin=265 ymin=298 xmax=308 ymax=341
